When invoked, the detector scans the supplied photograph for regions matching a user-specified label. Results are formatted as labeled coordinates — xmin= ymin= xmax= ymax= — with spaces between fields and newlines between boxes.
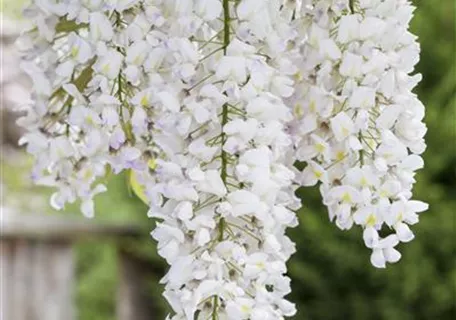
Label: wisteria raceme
xmin=18 ymin=0 xmax=301 ymax=318
xmin=289 ymin=0 xmax=428 ymax=268
xmin=18 ymin=0 xmax=427 ymax=318
xmin=142 ymin=1 xmax=302 ymax=318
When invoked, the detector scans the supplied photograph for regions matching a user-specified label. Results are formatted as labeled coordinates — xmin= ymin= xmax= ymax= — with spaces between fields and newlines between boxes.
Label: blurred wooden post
xmin=117 ymin=249 xmax=157 ymax=320
xmin=0 ymin=215 xmax=146 ymax=320
xmin=0 ymin=239 xmax=75 ymax=320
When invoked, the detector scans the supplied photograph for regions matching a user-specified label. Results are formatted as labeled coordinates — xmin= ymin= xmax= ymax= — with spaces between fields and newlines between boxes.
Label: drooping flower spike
xmin=142 ymin=1 xmax=302 ymax=318
xmin=289 ymin=0 xmax=428 ymax=268
xmin=19 ymin=0 xmax=427 ymax=318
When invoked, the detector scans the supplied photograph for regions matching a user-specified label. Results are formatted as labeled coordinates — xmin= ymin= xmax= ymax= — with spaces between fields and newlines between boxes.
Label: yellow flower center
xmin=256 ymin=262 xmax=266 ymax=270
xmin=241 ymin=305 xmax=251 ymax=313
xmin=366 ymin=214 xmax=376 ymax=227
xmin=309 ymin=100 xmax=317 ymax=113
xmin=313 ymin=169 xmax=323 ymax=179
xmin=342 ymin=192 xmax=352 ymax=203
xmin=140 ymin=95 xmax=149 ymax=107
xmin=293 ymin=103 xmax=304 ymax=119
xmin=315 ymin=143 xmax=326 ymax=153
xmin=83 ymin=168 xmax=93 ymax=181
xmin=71 ymin=46 xmax=79 ymax=58
xmin=336 ymin=151 xmax=346 ymax=161
xmin=102 ymin=64 xmax=111 ymax=74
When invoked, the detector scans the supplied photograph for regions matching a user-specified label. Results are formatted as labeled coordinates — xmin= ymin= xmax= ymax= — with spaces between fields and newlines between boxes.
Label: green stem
xmin=187 ymin=73 xmax=214 ymax=92
xmin=200 ymin=30 xmax=224 ymax=49
xmin=200 ymin=46 xmax=226 ymax=62
xmin=212 ymin=1 xmax=231 ymax=318
xmin=349 ymin=0 xmax=355 ymax=13
xmin=218 ymin=0 xmax=231 ymax=240
xmin=359 ymin=133 xmax=364 ymax=166
xmin=117 ymin=72 xmax=134 ymax=143
xmin=212 ymin=296 xmax=219 ymax=320
xmin=55 ymin=17 xmax=88 ymax=33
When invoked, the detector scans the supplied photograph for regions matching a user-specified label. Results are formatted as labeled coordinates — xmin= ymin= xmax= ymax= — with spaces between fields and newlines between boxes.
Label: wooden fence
xmin=0 ymin=215 xmax=155 ymax=320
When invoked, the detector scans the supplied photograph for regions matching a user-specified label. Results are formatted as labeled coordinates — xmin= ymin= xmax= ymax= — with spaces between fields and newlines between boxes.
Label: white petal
xmin=384 ymin=247 xmax=402 ymax=264
xmin=81 ymin=199 xmax=95 ymax=218
xmin=158 ymin=91 xmax=180 ymax=112
xmin=370 ymin=249 xmax=386 ymax=268
xmin=363 ymin=227 xmax=379 ymax=248
xmin=395 ymin=222 xmax=415 ymax=242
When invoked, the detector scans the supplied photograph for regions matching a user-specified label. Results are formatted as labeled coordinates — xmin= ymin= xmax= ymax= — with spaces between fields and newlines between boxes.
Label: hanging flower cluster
xmin=140 ymin=1 xmax=301 ymax=318
xmin=289 ymin=0 xmax=428 ymax=268
xmin=18 ymin=0 xmax=427 ymax=318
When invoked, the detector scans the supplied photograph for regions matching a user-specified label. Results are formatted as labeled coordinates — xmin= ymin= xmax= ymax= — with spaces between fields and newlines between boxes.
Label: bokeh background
xmin=1 ymin=0 xmax=455 ymax=319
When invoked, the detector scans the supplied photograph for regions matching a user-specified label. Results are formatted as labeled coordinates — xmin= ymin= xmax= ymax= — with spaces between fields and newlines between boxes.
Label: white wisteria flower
xmin=289 ymin=0 xmax=428 ymax=268
xmin=19 ymin=0 xmax=428 ymax=318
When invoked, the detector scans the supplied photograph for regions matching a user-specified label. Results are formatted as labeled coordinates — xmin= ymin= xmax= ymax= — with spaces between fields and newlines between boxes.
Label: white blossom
xmin=290 ymin=0 xmax=428 ymax=268
xmin=20 ymin=0 xmax=428 ymax=317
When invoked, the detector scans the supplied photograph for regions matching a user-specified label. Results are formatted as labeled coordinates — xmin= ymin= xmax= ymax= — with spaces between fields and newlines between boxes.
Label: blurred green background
xmin=1 ymin=0 xmax=455 ymax=319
